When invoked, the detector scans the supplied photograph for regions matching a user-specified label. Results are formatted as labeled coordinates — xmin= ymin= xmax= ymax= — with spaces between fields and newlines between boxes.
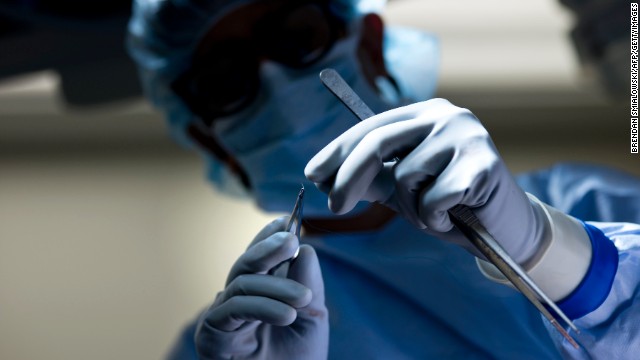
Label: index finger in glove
xmin=304 ymin=99 xmax=454 ymax=184
xmin=327 ymin=118 xmax=437 ymax=214
xmin=305 ymin=102 xmax=422 ymax=183
xmin=247 ymin=216 xmax=288 ymax=248
xmin=226 ymin=231 xmax=299 ymax=285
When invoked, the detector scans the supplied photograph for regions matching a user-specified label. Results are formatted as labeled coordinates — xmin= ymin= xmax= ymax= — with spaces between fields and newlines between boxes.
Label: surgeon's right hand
xmin=194 ymin=217 xmax=328 ymax=360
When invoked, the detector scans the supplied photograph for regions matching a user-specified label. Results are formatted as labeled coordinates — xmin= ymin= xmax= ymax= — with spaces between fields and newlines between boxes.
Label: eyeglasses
xmin=171 ymin=0 xmax=345 ymax=125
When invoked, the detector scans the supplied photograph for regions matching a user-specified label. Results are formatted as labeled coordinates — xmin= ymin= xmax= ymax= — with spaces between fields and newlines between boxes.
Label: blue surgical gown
xmin=168 ymin=163 xmax=640 ymax=359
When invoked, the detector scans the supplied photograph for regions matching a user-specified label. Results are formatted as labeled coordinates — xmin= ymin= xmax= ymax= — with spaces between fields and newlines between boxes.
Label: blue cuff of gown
xmin=555 ymin=222 xmax=619 ymax=320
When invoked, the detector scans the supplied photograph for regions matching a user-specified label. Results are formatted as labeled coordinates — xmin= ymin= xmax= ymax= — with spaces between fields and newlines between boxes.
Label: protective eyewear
xmin=171 ymin=0 xmax=345 ymax=125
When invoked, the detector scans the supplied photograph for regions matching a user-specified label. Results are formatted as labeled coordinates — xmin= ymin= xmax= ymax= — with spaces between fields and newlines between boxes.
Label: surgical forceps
xmin=286 ymin=185 xmax=304 ymax=260
xmin=319 ymin=68 xmax=580 ymax=348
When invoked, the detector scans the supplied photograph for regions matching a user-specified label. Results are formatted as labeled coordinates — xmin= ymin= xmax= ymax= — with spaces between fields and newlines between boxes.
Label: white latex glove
xmin=305 ymin=99 xmax=546 ymax=264
xmin=195 ymin=217 xmax=328 ymax=360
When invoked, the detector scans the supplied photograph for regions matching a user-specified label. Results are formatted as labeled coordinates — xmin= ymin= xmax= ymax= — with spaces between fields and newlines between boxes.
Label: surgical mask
xmin=206 ymin=24 xmax=440 ymax=215
xmin=211 ymin=31 xmax=402 ymax=216
xmin=384 ymin=26 xmax=440 ymax=104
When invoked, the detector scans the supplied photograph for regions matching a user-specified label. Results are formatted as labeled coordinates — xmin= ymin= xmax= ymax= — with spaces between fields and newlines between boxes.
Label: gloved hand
xmin=305 ymin=99 xmax=546 ymax=264
xmin=195 ymin=217 xmax=328 ymax=360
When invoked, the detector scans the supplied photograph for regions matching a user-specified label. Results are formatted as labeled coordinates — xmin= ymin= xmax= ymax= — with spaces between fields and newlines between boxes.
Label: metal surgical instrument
xmin=286 ymin=185 xmax=305 ymax=260
xmin=318 ymin=68 xmax=580 ymax=348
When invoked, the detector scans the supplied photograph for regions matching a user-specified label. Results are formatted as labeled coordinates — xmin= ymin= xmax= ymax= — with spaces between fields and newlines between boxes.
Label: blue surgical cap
xmin=127 ymin=0 xmax=386 ymax=146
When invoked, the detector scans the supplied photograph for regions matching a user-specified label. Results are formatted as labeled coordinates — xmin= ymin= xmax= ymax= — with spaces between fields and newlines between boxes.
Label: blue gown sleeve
xmin=515 ymin=162 xmax=640 ymax=224
xmin=544 ymin=222 xmax=640 ymax=359
xmin=515 ymin=163 xmax=640 ymax=358
xmin=166 ymin=321 xmax=198 ymax=360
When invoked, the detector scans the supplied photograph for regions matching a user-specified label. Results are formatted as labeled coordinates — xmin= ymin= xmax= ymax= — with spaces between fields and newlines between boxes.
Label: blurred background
xmin=0 ymin=0 xmax=636 ymax=359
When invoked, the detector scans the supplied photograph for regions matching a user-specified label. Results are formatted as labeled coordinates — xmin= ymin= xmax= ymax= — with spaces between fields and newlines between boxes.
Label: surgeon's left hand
xmin=305 ymin=99 xmax=546 ymax=264
xmin=194 ymin=217 xmax=328 ymax=360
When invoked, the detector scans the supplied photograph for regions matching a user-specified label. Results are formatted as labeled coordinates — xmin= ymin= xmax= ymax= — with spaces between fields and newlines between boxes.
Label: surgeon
xmin=127 ymin=0 xmax=640 ymax=358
